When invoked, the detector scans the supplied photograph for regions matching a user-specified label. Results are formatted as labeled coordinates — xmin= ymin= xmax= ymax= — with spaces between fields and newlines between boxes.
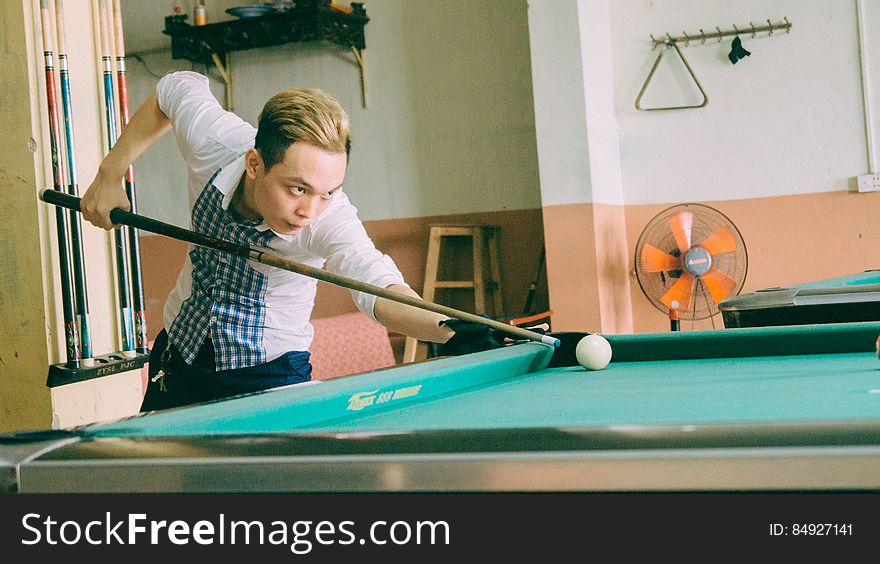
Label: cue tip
xmin=542 ymin=335 xmax=560 ymax=347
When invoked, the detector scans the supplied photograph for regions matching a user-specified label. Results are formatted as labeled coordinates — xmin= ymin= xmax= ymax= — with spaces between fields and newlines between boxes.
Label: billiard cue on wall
xmin=97 ymin=0 xmax=136 ymax=357
xmin=40 ymin=190 xmax=560 ymax=348
xmin=39 ymin=0 xmax=81 ymax=367
xmin=522 ymin=247 xmax=545 ymax=315
xmin=53 ymin=0 xmax=94 ymax=365
xmin=111 ymin=0 xmax=148 ymax=354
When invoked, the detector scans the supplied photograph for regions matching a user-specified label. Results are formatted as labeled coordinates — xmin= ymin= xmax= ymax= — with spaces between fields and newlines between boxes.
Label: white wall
xmin=611 ymin=0 xmax=872 ymax=205
xmin=136 ymin=1 xmax=876 ymax=221
xmin=528 ymin=0 xmax=625 ymax=206
xmin=527 ymin=0 xmax=592 ymax=207
xmin=120 ymin=0 xmax=542 ymax=226
xmin=529 ymin=0 xmax=879 ymax=207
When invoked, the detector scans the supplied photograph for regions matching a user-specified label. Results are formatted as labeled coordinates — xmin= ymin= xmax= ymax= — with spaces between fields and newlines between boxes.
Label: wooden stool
xmin=403 ymin=224 xmax=502 ymax=363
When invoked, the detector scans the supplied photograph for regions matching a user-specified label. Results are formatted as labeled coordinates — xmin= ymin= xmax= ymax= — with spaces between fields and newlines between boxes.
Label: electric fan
xmin=634 ymin=203 xmax=748 ymax=329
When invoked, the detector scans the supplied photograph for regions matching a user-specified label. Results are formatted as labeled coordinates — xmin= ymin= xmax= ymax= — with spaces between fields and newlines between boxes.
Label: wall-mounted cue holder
xmin=635 ymin=18 xmax=792 ymax=111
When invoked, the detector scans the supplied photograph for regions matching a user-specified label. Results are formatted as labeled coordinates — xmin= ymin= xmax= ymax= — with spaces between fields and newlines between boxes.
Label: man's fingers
xmin=85 ymin=211 xmax=117 ymax=231
xmin=83 ymin=208 xmax=113 ymax=230
xmin=82 ymin=197 xmax=131 ymax=230
xmin=501 ymin=323 xmax=550 ymax=344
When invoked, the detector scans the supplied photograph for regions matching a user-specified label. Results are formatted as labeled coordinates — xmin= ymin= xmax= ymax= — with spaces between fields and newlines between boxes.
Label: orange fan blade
xmin=668 ymin=211 xmax=693 ymax=254
xmin=701 ymin=268 xmax=737 ymax=303
xmin=660 ymin=273 xmax=696 ymax=312
xmin=699 ymin=225 xmax=737 ymax=255
xmin=640 ymin=244 xmax=681 ymax=273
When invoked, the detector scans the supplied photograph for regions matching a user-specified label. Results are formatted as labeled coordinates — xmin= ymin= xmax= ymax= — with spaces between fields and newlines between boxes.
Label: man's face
xmin=249 ymin=142 xmax=347 ymax=235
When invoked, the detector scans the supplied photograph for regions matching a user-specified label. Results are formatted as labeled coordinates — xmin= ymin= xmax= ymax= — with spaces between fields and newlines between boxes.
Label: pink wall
xmin=543 ymin=190 xmax=880 ymax=334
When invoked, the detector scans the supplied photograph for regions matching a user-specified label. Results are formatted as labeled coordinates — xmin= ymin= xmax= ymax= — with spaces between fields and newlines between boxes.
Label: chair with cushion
xmin=309 ymin=312 xmax=396 ymax=380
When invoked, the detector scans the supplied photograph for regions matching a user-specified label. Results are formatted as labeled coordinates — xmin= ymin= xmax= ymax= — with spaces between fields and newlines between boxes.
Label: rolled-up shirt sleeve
xmin=156 ymin=71 xmax=254 ymax=179
xmin=307 ymin=195 xmax=409 ymax=321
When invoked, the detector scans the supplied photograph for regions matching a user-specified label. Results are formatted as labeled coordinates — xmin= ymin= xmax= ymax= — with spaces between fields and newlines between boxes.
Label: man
xmin=82 ymin=71 xmax=496 ymax=410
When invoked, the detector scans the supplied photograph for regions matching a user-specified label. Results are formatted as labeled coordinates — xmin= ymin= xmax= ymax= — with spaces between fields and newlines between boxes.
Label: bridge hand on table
xmin=435 ymin=318 xmax=504 ymax=356
xmin=434 ymin=318 xmax=551 ymax=357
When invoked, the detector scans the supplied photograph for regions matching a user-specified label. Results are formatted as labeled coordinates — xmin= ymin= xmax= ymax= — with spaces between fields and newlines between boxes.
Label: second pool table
xmin=719 ymin=270 xmax=880 ymax=328
xmin=2 ymin=321 xmax=880 ymax=492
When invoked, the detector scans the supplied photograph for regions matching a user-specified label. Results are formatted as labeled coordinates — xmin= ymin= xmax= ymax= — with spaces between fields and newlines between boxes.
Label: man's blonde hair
xmin=254 ymin=88 xmax=351 ymax=171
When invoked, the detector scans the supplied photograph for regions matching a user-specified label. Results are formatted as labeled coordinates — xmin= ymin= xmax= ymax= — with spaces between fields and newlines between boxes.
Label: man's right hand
xmin=78 ymin=90 xmax=170 ymax=230
xmin=80 ymin=170 xmax=131 ymax=230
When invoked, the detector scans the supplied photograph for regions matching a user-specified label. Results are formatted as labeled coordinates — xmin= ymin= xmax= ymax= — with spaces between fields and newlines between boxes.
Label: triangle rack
xmin=634 ymin=18 xmax=792 ymax=112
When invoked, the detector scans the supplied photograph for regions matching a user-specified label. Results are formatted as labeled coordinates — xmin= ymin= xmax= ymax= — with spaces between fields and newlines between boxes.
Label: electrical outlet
xmin=856 ymin=174 xmax=880 ymax=192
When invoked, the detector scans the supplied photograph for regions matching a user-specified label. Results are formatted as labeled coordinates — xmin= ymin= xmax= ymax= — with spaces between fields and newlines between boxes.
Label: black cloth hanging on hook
xmin=728 ymin=35 xmax=751 ymax=64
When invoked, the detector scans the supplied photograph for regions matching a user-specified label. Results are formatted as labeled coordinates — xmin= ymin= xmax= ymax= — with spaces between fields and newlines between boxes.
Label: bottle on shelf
xmin=194 ymin=0 xmax=206 ymax=25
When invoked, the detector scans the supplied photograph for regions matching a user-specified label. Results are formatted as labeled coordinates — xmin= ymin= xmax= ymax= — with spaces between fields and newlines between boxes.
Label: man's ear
xmin=244 ymin=148 xmax=263 ymax=178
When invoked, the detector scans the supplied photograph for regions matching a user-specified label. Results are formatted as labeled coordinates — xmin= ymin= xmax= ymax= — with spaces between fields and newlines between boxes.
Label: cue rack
xmin=40 ymin=0 xmax=149 ymax=388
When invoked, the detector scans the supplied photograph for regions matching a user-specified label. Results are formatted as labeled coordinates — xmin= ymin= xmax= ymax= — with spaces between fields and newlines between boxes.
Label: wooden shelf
xmin=162 ymin=0 xmax=369 ymax=107
xmin=163 ymin=0 xmax=367 ymax=65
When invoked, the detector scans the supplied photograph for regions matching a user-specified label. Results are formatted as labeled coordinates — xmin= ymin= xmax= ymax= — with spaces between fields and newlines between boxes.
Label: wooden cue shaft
xmin=40 ymin=190 xmax=559 ymax=347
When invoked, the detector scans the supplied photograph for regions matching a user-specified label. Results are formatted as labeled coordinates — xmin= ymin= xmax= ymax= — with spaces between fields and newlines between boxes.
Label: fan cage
xmin=634 ymin=203 xmax=748 ymax=320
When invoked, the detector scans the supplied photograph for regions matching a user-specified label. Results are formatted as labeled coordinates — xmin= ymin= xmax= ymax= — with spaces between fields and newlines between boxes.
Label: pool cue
xmin=39 ymin=0 xmax=81 ymax=367
xmin=522 ymin=247 xmax=545 ymax=314
xmin=40 ymin=190 xmax=560 ymax=348
xmin=97 ymin=0 xmax=136 ymax=357
xmin=111 ymin=0 xmax=148 ymax=354
xmin=53 ymin=0 xmax=94 ymax=365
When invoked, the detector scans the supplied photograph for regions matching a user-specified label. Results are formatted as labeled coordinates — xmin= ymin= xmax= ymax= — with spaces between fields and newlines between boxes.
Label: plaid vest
xmin=168 ymin=177 xmax=277 ymax=371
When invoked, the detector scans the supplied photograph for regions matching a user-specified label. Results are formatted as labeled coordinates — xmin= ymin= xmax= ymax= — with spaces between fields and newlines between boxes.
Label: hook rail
xmin=650 ymin=18 xmax=791 ymax=49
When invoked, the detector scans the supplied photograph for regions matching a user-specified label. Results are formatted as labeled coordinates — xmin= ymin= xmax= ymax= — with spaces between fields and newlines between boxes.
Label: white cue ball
xmin=575 ymin=334 xmax=612 ymax=370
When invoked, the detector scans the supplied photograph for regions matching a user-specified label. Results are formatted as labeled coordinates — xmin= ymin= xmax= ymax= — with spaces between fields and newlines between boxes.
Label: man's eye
xmin=321 ymin=190 xmax=338 ymax=200
xmin=290 ymin=186 xmax=306 ymax=194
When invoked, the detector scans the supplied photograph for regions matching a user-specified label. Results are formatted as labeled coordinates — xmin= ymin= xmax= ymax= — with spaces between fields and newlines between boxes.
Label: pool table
xmin=719 ymin=270 xmax=880 ymax=328
xmin=2 ymin=321 xmax=880 ymax=493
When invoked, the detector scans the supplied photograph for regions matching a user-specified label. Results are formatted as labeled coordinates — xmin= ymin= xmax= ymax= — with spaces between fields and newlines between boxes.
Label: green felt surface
xmin=796 ymin=270 xmax=880 ymax=289
xmin=298 ymin=352 xmax=880 ymax=432
xmin=90 ymin=342 xmax=555 ymax=437
xmin=604 ymin=321 xmax=880 ymax=361
xmin=84 ymin=323 xmax=880 ymax=438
